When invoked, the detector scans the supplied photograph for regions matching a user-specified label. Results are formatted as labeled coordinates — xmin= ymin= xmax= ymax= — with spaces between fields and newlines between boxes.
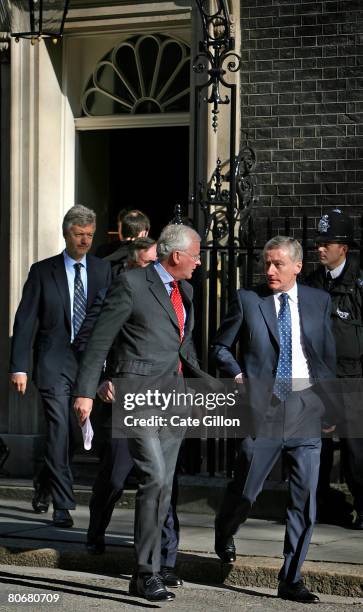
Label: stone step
xmin=0 ymin=476 xmax=353 ymax=522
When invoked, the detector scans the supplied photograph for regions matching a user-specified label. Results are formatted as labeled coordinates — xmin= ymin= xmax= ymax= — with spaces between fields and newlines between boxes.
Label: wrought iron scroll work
xmin=192 ymin=0 xmax=242 ymax=305
xmin=193 ymin=0 xmax=241 ymax=132
xmin=192 ymin=0 xmax=258 ymax=378
xmin=201 ymin=147 xmax=258 ymax=248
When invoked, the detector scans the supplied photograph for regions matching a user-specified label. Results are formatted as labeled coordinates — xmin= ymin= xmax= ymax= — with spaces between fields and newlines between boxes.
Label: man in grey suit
xmin=211 ymin=236 xmax=336 ymax=604
xmin=73 ymin=224 xmax=212 ymax=602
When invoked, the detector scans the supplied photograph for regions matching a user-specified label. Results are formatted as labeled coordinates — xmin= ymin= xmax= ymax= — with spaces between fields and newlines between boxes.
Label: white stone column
xmin=10 ymin=37 xmax=75 ymax=328
xmin=6 ymin=38 xmax=76 ymax=475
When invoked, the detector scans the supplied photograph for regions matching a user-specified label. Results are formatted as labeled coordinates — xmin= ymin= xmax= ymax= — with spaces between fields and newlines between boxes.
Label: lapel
xmin=258 ymin=288 xmax=280 ymax=348
xmin=179 ymin=280 xmax=193 ymax=340
xmin=86 ymin=255 xmax=98 ymax=309
xmin=51 ymin=254 xmax=72 ymax=330
xmin=146 ymin=265 xmax=180 ymax=334
xmin=296 ymin=284 xmax=313 ymax=352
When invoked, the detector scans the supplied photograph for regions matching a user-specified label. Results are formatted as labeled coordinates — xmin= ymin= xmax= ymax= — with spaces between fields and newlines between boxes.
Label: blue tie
xmin=73 ymin=263 xmax=87 ymax=338
xmin=273 ymin=292 xmax=292 ymax=401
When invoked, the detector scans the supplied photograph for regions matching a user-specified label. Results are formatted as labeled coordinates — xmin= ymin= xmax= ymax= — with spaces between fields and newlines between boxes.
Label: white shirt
xmin=273 ymin=283 xmax=312 ymax=391
xmin=325 ymin=259 xmax=346 ymax=279
xmin=63 ymin=250 xmax=88 ymax=341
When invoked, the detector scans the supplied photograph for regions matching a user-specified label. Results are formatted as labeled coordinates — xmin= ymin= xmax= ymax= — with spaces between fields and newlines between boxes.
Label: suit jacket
xmin=211 ymin=283 xmax=337 ymax=435
xmin=10 ymin=253 xmax=112 ymax=389
xmin=73 ymin=264 xmax=217 ymax=399
xmin=72 ymin=241 xmax=131 ymax=353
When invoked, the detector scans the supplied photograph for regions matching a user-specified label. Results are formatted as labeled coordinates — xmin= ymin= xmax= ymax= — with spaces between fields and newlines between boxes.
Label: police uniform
xmin=305 ymin=210 xmax=363 ymax=529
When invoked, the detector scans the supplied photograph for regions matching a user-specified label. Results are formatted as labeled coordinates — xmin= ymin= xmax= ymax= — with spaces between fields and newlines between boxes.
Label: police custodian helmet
xmin=316 ymin=208 xmax=355 ymax=245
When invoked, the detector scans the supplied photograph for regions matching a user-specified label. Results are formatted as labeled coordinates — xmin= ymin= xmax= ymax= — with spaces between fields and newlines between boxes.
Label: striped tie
xmin=73 ymin=263 xmax=87 ymax=338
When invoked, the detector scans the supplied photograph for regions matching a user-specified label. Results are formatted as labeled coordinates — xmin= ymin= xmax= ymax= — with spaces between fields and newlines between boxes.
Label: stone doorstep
xmin=0 ymin=481 xmax=293 ymax=519
xmin=0 ymin=543 xmax=361 ymax=598
xmin=0 ymin=480 xmax=353 ymax=519
xmin=0 ymin=483 xmax=288 ymax=518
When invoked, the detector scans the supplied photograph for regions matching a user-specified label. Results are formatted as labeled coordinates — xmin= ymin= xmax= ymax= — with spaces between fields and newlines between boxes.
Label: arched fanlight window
xmin=82 ymin=33 xmax=190 ymax=117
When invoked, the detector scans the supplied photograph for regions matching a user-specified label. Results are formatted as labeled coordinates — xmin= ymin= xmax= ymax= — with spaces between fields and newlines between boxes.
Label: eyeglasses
xmin=179 ymin=250 xmax=201 ymax=262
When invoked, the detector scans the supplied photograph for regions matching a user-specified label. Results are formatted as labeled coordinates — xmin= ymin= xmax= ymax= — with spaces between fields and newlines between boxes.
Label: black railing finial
xmin=171 ymin=203 xmax=184 ymax=225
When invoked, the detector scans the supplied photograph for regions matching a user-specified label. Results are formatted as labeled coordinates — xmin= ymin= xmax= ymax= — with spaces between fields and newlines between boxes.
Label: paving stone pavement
xmin=0 ymin=566 xmax=361 ymax=612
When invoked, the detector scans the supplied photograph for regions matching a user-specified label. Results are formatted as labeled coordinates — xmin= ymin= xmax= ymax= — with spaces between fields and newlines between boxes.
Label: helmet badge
xmin=318 ymin=214 xmax=330 ymax=234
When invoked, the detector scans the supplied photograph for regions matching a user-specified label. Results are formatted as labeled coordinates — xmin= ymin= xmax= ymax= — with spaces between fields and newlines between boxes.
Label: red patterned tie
xmin=170 ymin=281 xmax=185 ymax=340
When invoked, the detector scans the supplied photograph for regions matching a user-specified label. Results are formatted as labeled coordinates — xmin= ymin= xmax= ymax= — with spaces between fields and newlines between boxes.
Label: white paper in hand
xmin=81 ymin=417 xmax=94 ymax=451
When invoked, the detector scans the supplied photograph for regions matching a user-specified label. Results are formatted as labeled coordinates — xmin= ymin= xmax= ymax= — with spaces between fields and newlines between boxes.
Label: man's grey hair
xmin=62 ymin=205 xmax=96 ymax=236
xmin=263 ymin=235 xmax=303 ymax=262
xmin=157 ymin=224 xmax=201 ymax=260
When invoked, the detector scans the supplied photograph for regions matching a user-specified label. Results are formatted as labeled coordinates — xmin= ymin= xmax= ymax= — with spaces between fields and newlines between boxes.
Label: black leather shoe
xmin=278 ymin=580 xmax=320 ymax=603
xmin=129 ymin=574 xmax=175 ymax=601
xmin=215 ymin=530 xmax=236 ymax=563
xmin=52 ymin=509 xmax=73 ymax=528
xmin=32 ymin=486 xmax=50 ymax=514
xmin=86 ymin=536 xmax=105 ymax=554
xmin=159 ymin=566 xmax=183 ymax=588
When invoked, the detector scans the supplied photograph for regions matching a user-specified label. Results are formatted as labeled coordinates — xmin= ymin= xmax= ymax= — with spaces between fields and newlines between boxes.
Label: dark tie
xmin=73 ymin=263 xmax=87 ymax=338
xmin=273 ymin=292 xmax=292 ymax=401
xmin=170 ymin=281 xmax=185 ymax=340
xmin=325 ymin=270 xmax=334 ymax=291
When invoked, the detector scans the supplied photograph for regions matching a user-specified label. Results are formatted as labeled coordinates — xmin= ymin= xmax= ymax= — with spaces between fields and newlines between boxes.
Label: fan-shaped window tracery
xmin=82 ymin=33 xmax=191 ymax=117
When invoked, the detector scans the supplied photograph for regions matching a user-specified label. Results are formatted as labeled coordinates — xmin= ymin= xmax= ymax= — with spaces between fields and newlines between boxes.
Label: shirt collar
xmin=325 ymin=259 xmax=346 ymax=279
xmin=274 ymin=282 xmax=298 ymax=304
xmin=63 ymin=250 xmax=87 ymax=269
xmin=153 ymin=260 xmax=175 ymax=286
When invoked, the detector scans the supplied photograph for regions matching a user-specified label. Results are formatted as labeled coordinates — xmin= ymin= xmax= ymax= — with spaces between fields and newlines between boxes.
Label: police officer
xmin=306 ymin=209 xmax=363 ymax=529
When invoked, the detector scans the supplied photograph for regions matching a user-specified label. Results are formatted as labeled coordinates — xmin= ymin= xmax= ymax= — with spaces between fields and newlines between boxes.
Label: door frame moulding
xmin=64 ymin=1 xmax=192 ymax=34
xmin=75 ymin=113 xmax=190 ymax=130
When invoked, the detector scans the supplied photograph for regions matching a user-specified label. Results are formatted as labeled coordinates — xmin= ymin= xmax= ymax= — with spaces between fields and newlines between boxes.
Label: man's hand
xmin=10 ymin=373 xmax=27 ymax=395
xmin=73 ymin=397 xmax=93 ymax=426
xmin=235 ymin=373 xmax=245 ymax=384
xmin=97 ymin=380 xmax=115 ymax=403
xmin=322 ymin=424 xmax=336 ymax=434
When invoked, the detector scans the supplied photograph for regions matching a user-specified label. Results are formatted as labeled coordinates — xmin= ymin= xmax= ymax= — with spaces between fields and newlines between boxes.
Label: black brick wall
xmin=240 ymin=0 xmax=363 ymax=253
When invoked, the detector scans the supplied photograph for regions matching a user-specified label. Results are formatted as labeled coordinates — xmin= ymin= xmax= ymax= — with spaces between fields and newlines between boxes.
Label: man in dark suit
xmin=211 ymin=236 xmax=336 ymax=604
xmin=9 ymin=205 xmax=111 ymax=527
xmin=73 ymin=224 xmax=215 ymax=602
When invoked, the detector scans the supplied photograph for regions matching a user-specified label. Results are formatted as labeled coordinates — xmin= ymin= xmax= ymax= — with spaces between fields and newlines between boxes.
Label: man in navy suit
xmin=9 ymin=205 xmax=111 ymax=527
xmin=211 ymin=236 xmax=336 ymax=604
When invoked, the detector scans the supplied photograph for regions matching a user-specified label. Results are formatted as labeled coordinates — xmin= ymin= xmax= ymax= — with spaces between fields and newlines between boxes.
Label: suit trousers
xmin=318 ymin=375 xmax=363 ymax=516
xmin=87 ymin=436 xmax=180 ymax=567
xmin=36 ymin=373 xmax=78 ymax=510
xmin=128 ymin=426 xmax=184 ymax=574
xmin=340 ymin=438 xmax=363 ymax=515
xmin=216 ymin=435 xmax=321 ymax=584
